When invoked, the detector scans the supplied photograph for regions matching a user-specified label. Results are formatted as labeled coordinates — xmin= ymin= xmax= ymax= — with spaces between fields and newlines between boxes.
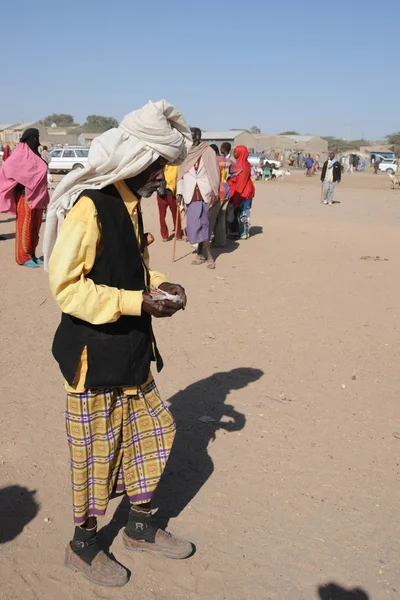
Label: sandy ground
xmin=0 ymin=169 xmax=399 ymax=600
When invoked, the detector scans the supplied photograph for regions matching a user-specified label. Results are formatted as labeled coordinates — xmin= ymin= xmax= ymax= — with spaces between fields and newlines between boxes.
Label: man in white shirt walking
xmin=177 ymin=128 xmax=220 ymax=269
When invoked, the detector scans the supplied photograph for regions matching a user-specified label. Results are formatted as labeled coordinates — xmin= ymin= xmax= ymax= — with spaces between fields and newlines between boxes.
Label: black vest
xmin=52 ymin=186 xmax=163 ymax=389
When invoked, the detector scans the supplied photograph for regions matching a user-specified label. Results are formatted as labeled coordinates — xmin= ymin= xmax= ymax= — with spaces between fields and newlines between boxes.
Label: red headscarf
xmin=230 ymin=145 xmax=255 ymax=208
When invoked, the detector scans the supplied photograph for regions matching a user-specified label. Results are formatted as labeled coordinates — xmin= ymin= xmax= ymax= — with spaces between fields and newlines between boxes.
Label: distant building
xmin=201 ymin=130 xmax=257 ymax=151
xmin=0 ymin=121 xmax=80 ymax=148
xmin=0 ymin=121 xmax=40 ymax=144
xmin=12 ymin=122 xmax=40 ymax=140
xmin=359 ymin=144 xmax=395 ymax=159
xmin=43 ymin=133 xmax=79 ymax=147
xmin=78 ymin=132 xmax=100 ymax=146
xmin=0 ymin=123 xmax=19 ymax=143
xmin=255 ymin=134 xmax=328 ymax=155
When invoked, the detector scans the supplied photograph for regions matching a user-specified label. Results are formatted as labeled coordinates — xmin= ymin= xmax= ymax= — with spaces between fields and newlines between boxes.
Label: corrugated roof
xmin=0 ymin=123 xmax=18 ymax=131
xmin=202 ymin=130 xmax=245 ymax=140
xmin=13 ymin=121 xmax=38 ymax=131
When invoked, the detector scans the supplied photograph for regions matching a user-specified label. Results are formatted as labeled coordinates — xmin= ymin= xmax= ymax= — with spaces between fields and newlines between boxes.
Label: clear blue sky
xmin=1 ymin=0 xmax=398 ymax=140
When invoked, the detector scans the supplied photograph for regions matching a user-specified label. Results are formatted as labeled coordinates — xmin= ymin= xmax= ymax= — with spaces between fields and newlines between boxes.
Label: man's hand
xmin=176 ymin=194 xmax=183 ymax=204
xmin=142 ymin=293 xmax=181 ymax=318
xmin=159 ymin=282 xmax=187 ymax=309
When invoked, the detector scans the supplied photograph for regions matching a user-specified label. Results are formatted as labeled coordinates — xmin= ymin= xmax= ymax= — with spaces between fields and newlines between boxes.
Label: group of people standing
xmin=0 ymin=127 xmax=257 ymax=274
xmin=156 ymin=128 xmax=255 ymax=269
xmin=289 ymin=151 xmax=320 ymax=172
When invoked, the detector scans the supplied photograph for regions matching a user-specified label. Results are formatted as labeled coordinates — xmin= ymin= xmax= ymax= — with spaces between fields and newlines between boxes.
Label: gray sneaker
xmin=123 ymin=528 xmax=193 ymax=559
xmin=65 ymin=544 xmax=129 ymax=587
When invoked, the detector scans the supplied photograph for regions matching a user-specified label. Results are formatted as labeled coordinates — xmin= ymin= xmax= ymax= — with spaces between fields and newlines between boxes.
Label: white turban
xmin=43 ymin=99 xmax=192 ymax=269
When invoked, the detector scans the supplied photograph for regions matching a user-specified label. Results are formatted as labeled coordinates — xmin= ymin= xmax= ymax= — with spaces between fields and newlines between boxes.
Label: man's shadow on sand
xmin=98 ymin=367 xmax=263 ymax=551
xmin=0 ymin=485 xmax=39 ymax=543
xmin=318 ymin=583 xmax=369 ymax=599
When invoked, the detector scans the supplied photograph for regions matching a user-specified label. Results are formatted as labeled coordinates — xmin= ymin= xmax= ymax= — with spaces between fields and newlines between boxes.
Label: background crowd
xmin=0 ymin=126 xmax=256 ymax=272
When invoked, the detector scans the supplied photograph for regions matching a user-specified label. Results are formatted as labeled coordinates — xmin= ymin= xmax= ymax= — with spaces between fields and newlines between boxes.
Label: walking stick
xmin=320 ymin=180 xmax=324 ymax=203
xmin=172 ymin=199 xmax=181 ymax=262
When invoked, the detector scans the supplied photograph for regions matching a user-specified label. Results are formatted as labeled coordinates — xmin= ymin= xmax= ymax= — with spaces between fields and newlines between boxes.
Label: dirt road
xmin=0 ymin=170 xmax=399 ymax=599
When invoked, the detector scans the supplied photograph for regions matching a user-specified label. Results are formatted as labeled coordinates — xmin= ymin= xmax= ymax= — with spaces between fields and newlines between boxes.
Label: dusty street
xmin=0 ymin=170 xmax=399 ymax=600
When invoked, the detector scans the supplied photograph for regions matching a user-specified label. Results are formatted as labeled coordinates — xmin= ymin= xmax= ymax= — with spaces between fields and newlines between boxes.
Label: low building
xmin=47 ymin=126 xmax=72 ymax=135
xmin=43 ymin=133 xmax=79 ymax=147
xmin=10 ymin=122 xmax=43 ymax=144
xmin=0 ymin=122 xmax=40 ymax=144
xmin=359 ymin=144 xmax=395 ymax=158
xmin=255 ymin=134 xmax=328 ymax=155
xmin=0 ymin=123 xmax=19 ymax=143
xmin=0 ymin=121 xmax=79 ymax=148
xmin=0 ymin=121 xmax=49 ymax=145
xmin=201 ymin=130 xmax=257 ymax=151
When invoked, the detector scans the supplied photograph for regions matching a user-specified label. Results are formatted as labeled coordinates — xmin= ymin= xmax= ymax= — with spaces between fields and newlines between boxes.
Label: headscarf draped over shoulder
xmin=43 ymin=99 xmax=192 ymax=269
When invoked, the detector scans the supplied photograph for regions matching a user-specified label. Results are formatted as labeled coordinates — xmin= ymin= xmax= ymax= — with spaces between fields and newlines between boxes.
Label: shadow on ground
xmin=213 ymin=239 xmax=240 ymax=262
xmin=98 ymin=367 xmax=263 ymax=552
xmin=318 ymin=582 xmax=370 ymax=599
xmin=250 ymin=225 xmax=263 ymax=236
xmin=0 ymin=485 xmax=39 ymax=543
xmin=173 ymin=239 xmax=240 ymax=264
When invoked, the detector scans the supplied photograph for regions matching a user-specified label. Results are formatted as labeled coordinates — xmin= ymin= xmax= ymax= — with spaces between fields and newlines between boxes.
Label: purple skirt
xmin=186 ymin=200 xmax=209 ymax=244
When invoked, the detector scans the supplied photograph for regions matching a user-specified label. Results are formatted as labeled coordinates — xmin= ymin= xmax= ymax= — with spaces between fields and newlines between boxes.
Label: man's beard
xmin=135 ymin=185 xmax=157 ymax=198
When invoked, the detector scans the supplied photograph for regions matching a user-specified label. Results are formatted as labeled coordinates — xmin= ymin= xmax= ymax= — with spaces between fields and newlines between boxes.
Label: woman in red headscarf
xmin=229 ymin=146 xmax=255 ymax=240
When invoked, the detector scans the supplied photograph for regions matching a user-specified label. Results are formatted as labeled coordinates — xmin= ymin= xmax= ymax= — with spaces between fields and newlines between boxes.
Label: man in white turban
xmin=47 ymin=100 xmax=193 ymax=587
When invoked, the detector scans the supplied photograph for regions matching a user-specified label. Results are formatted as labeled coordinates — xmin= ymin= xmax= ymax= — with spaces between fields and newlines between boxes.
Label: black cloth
xmin=20 ymin=128 xmax=40 ymax=155
xmin=52 ymin=185 xmax=163 ymax=389
xmin=71 ymin=527 xmax=99 ymax=565
xmin=321 ymin=160 xmax=341 ymax=183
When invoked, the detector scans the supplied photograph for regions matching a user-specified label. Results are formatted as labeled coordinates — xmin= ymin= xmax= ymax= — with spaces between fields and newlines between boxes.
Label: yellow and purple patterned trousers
xmin=66 ymin=375 xmax=176 ymax=525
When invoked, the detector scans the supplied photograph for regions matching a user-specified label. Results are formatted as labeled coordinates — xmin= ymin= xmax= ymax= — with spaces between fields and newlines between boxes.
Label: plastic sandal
xmin=23 ymin=259 xmax=40 ymax=268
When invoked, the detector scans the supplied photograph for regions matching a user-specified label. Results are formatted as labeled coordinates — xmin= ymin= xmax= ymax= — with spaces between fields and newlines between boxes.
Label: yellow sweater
xmin=164 ymin=165 xmax=179 ymax=195
xmin=49 ymin=181 xmax=167 ymax=393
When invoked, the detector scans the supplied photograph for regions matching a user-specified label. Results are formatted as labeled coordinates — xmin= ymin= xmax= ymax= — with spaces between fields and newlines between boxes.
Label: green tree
xmin=41 ymin=113 xmax=76 ymax=127
xmin=279 ymin=130 xmax=300 ymax=136
xmin=386 ymin=132 xmax=400 ymax=156
xmin=84 ymin=115 xmax=119 ymax=133
xmin=250 ymin=125 xmax=261 ymax=134
xmin=321 ymin=136 xmax=370 ymax=153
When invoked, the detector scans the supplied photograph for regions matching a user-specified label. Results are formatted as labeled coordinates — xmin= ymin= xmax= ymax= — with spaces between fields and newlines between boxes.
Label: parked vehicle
xmin=48 ymin=147 xmax=89 ymax=173
xmin=247 ymin=154 xmax=282 ymax=169
xmin=378 ymin=158 xmax=398 ymax=175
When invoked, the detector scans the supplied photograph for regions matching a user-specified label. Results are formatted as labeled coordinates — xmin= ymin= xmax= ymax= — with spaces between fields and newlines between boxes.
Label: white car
xmin=378 ymin=159 xmax=398 ymax=175
xmin=248 ymin=153 xmax=282 ymax=169
xmin=49 ymin=147 xmax=89 ymax=173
